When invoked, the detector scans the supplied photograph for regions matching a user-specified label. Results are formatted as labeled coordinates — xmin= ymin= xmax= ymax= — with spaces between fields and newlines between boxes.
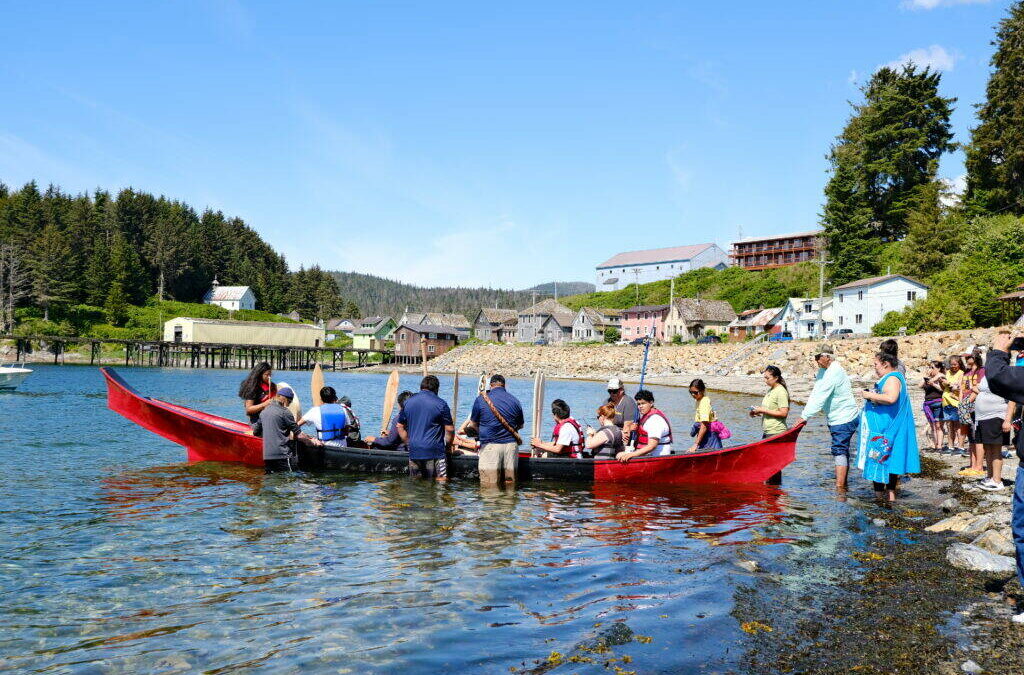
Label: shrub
xmin=14 ymin=318 xmax=74 ymax=337
xmin=603 ymin=326 xmax=620 ymax=343
xmin=872 ymin=292 xmax=974 ymax=336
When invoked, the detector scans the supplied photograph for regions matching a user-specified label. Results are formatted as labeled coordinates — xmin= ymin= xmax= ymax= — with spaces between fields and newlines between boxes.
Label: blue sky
xmin=0 ymin=0 xmax=1013 ymax=288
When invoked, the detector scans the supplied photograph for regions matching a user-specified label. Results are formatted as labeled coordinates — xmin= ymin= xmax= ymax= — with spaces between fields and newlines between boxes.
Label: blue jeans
xmin=828 ymin=418 xmax=859 ymax=467
xmin=1014 ymin=467 xmax=1024 ymax=590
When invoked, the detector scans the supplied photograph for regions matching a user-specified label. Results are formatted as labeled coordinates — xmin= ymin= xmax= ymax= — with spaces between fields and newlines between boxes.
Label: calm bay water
xmin=1 ymin=365 xmax=897 ymax=673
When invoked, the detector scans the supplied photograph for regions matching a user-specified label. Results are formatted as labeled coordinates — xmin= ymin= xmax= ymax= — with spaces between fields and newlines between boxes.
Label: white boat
xmin=0 ymin=364 xmax=32 ymax=391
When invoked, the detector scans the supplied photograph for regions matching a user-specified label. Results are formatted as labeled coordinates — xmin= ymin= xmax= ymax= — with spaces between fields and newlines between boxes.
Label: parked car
xmin=828 ymin=328 xmax=855 ymax=339
xmin=768 ymin=331 xmax=793 ymax=342
xmin=696 ymin=335 xmax=723 ymax=344
xmin=628 ymin=337 xmax=647 ymax=346
xmin=534 ymin=337 xmax=549 ymax=346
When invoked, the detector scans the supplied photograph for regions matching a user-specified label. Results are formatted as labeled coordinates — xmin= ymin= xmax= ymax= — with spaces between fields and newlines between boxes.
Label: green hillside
xmin=561 ymin=264 xmax=822 ymax=313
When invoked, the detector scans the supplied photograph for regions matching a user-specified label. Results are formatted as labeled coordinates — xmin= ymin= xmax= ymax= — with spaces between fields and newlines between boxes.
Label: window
xmin=804 ymin=303 xmax=812 ymax=313
xmin=400 ymin=332 xmax=406 ymax=340
xmin=428 ymin=333 xmax=437 ymax=339
xmin=839 ymin=294 xmax=843 ymax=303
xmin=857 ymin=291 xmax=863 ymax=301
xmin=428 ymin=344 xmax=435 ymax=353
xmin=907 ymin=291 xmax=917 ymax=301
xmin=839 ymin=316 xmax=844 ymax=326
xmin=855 ymin=314 xmax=863 ymax=324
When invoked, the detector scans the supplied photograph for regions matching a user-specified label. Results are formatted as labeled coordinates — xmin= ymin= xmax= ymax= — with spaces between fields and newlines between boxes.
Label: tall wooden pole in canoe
xmin=531 ymin=371 xmax=545 ymax=448
xmin=310 ymin=363 xmax=325 ymax=407
xmin=451 ymin=370 xmax=460 ymax=425
xmin=420 ymin=336 xmax=428 ymax=377
xmin=380 ymin=370 xmax=400 ymax=435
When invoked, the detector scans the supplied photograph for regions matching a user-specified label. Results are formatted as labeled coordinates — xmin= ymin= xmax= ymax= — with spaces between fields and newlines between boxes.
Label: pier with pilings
xmin=1 ymin=335 xmax=393 ymax=371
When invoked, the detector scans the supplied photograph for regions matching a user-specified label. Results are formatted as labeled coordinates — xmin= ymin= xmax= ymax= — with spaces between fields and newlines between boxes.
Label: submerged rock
xmin=961 ymin=659 xmax=983 ymax=674
xmin=734 ymin=559 xmax=759 ymax=573
xmin=971 ymin=530 xmax=1015 ymax=557
xmin=946 ymin=543 xmax=1015 ymax=574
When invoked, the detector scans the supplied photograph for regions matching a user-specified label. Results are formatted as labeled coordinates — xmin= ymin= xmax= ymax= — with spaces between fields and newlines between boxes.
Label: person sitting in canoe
xmin=238 ymin=362 xmax=276 ymax=427
xmin=339 ymin=395 xmax=363 ymax=446
xmin=530 ymin=399 xmax=584 ymax=458
xmin=451 ymin=426 xmax=481 ymax=456
xmin=364 ymin=391 xmax=413 ymax=452
xmin=253 ymin=386 xmax=322 ymax=472
xmin=584 ymin=403 xmax=625 ymax=458
xmin=616 ymin=390 xmax=673 ymax=462
xmin=298 ymin=386 xmax=352 ymax=448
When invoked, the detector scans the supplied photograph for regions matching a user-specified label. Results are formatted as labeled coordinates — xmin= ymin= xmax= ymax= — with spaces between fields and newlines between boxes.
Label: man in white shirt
xmin=617 ymin=389 xmax=673 ymax=461
xmin=798 ymin=344 xmax=860 ymax=491
xmin=530 ymin=399 xmax=584 ymax=458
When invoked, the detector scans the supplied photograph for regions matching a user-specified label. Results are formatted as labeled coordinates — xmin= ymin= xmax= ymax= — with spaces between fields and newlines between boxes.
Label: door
xmin=173 ymin=326 xmax=183 ymax=343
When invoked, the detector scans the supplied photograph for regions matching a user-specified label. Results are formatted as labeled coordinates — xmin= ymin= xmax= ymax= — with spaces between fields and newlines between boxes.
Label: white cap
xmin=607 ymin=377 xmax=624 ymax=390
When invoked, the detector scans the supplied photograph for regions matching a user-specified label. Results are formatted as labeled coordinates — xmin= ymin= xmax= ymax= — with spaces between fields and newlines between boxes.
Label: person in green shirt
xmin=750 ymin=365 xmax=790 ymax=438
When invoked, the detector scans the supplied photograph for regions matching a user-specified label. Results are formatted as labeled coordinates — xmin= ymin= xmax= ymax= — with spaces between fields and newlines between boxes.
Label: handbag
xmin=866 ymin=434 xmax=893 ymax=464
xmin=957 ymin=397 xmax=975 ymax=424
xmin=709 ymin=420 xmax=732 ymax=440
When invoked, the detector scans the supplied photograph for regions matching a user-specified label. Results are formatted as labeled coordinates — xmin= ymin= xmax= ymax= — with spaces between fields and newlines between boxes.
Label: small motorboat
xmin=101 ymin=367 xmax=802 ymax=485
xmin=0 ymin=363 xmax=33 ymax=391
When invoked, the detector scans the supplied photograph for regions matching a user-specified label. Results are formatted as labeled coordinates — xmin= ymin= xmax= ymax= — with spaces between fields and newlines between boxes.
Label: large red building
xmin=731 ymin=230 xmax=823 ymax=270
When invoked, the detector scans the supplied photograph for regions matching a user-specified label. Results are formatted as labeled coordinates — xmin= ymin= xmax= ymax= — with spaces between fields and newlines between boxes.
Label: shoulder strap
xmin=481 ymin=391 xmax=522 ymax=445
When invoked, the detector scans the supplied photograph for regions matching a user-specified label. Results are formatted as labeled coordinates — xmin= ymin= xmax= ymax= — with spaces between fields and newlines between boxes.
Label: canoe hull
xmin=102 ymin=367 xmax=263 ymax=465
xmin=101 ymin=367 xmax=801 ymax=484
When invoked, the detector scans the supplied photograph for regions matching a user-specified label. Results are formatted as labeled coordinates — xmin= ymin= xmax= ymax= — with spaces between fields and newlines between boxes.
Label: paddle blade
xmin=380 ymin=370 xmax=400 ymax=434
xmin=311 ymin=363 xmax=325 ymax=407
xmin=451 ymin=370 xmax=460 ymax=421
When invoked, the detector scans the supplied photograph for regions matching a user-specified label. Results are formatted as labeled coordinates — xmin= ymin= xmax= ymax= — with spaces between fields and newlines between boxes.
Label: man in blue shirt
xmin=398 ymin=376 xmax=454 ymax=481
xmin=464 ymin=374 xmax=524 ymax=486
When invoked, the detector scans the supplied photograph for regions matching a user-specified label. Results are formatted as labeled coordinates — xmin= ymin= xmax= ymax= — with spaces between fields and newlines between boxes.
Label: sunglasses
xmin=688 ymin=390 xmax=699 ymax=396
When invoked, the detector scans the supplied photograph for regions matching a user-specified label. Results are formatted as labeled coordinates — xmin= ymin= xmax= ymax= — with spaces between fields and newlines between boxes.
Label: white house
xmin=832 ymin=274 xmax=929 ymax=332
xmin=595 ymin=243 xmax=729 ymax=291
xmin=203 ymin=279 xmax=256 ymax=311
xmin=775 ymin=297 xmax=834 ymax=339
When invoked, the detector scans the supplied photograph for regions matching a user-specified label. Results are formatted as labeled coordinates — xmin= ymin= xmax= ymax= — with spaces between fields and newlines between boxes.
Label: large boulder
xmin=971 ymin=530 xmax=1015 ymax=557
xmin=946 ymin=543 xmax=1015 ymax=574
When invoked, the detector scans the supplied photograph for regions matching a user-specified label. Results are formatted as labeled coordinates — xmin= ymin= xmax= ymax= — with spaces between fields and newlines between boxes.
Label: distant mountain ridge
xmin=328 ymin=270 xmax=593 ymax=319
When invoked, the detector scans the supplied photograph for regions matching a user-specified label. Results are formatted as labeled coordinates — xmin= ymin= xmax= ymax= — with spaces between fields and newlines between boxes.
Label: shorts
xmin=408 ymin=456 xmax=447 ymax=479
xmin=479 ymin=442 xmax=519 ymax=481
xmin=828 ymin=418 xmax=859 ymax=467
xmin=976 ymin=418 xmax=1010 ymax=446
xmin=942 ymin=405 xmax=959 ymax=422
xmin=923 ymin=399 xmax=942 ymax=424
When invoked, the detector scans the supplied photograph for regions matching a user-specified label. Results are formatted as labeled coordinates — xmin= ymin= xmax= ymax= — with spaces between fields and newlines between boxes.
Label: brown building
xmin=731 ymin=230 xmax=823 ymax=270
xmin=394 ymin=323 xmax=459 ymax=363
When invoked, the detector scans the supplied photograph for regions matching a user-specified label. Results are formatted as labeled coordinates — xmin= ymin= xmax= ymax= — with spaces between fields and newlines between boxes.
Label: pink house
xmin=620 ymin=304 xmax=670 ymax=342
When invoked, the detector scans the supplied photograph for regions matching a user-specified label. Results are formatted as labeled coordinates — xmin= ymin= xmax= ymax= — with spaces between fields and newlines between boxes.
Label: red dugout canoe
xmin=101 ymin=367 xmax=802 ymax=484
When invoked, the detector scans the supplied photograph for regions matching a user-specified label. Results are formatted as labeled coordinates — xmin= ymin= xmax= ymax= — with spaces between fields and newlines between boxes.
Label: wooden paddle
xmin=277 ymin=380 xmax=303 ymax=422
xmin=531 ymin=371 xmax=546 ymax=440
xmin=380 ymin=370 xmax=400 ymax=435
xmin=420 ymin=336 xmax=428 ymax=377
xmin=451 ymin=370 xmax=460 ymax=423
xmin=310 ymin=363 xmax=325 ymax=407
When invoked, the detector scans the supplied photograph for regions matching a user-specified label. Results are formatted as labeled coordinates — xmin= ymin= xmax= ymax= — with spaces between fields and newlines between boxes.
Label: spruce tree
xmin=821 ymin=144 xmax=880 ymax=285
xmin=900 ymin=182 xmax=961 ymax=281
xmin=29 ymin=223 xmax=75 ymax=321
xmin=965 ymin=1 xmax=1024 ymax=215
xmin=104 ymin=282 xmax=129 ymax=326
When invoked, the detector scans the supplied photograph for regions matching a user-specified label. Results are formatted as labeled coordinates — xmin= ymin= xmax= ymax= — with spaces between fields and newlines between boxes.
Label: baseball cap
xmin=277 ymin=386 xmax=295 ymax=399
xmin=816 ymin=344 xmax=835 ymax=357
xmin=607 ymin=377 xmax=624 ymax=390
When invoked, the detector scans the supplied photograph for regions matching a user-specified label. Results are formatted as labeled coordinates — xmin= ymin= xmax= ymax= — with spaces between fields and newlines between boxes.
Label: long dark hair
xmin=239 ymin=362 xmax=272 ymax=401
xmin=764 ymin=365 xmax=787 ymax=392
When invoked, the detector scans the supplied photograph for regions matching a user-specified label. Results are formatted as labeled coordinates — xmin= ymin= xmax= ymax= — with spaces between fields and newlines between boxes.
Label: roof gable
xmin=204 ymin=285 xmax=253 ymax=302
xmin=832 ymin=274 xmax=928 ymax=291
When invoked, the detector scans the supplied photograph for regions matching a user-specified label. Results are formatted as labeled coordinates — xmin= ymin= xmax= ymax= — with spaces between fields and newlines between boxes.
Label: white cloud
xmin=902 ymin=0 xmax=993 ymax=9
xmin=940 ymin=174 xmax=967 ymax=208
xmin=884 ymin=44 xmax=959 ymax=72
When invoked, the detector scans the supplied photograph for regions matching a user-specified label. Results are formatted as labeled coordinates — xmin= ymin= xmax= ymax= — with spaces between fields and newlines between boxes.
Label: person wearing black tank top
xmin=584 ymin=404 xmax=624 ymax=458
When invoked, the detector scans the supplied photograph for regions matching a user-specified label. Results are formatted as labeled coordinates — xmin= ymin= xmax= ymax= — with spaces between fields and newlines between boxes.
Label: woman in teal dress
xmin=857 ymin=351 xmax=920 ymax=502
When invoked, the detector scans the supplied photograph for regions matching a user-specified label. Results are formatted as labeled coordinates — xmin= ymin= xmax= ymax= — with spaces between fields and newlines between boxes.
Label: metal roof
xmin=204 ymin=285 xmax=253 ymax=302
xmin=596 ymin=243 xmax=715 ymax=269
xmin=732 ymin=230 xmax=822 ymax=244
xmin=832 ymin=274 xmax=928 ymax=291
xmin=165 ymin=316 xmax=320 ymax=330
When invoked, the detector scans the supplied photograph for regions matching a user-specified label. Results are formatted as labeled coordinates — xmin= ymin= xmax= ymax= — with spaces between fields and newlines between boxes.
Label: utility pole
xmin=811 ymin=253 xmax=833 ymax=339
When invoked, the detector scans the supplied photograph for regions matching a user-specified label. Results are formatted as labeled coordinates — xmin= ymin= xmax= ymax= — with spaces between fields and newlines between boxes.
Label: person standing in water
xmin=239 ymin=362 xmax=276 ymax=427
xmin=798 ymin=344 xmax=860 ymax=491
xmin=750 ymin=365 xmax=790 ymax=438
